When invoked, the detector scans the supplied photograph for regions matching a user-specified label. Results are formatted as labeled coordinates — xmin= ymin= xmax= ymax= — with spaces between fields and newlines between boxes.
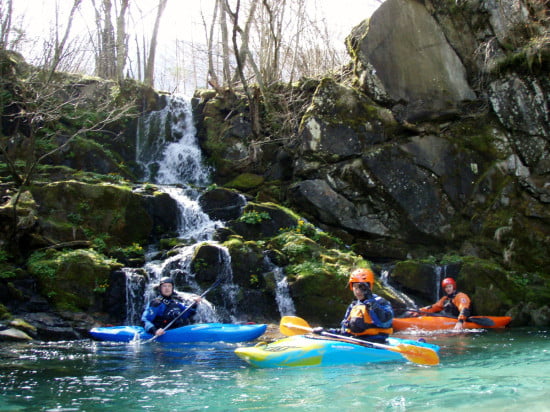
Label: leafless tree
xmin=0 ymin=0 xmax=13 ymax=49
xmin=46 ymin=0 xmax=83 ymax=81
xmin=92 ymin=0 xmax=129 ymax=81
xmin=143 ymin=0 xmax=168 ymax=86
xmin=0 ymin=45 xmax=136 ymax=252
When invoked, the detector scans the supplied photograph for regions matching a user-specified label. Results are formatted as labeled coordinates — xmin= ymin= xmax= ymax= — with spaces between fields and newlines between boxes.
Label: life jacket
xmin=151 ymin=296 xmax=189 ymax=329
xmin=441 ymin=292 xmax=471 ymax=319
xmin=345 ymin=300 xmax=393 ymax=336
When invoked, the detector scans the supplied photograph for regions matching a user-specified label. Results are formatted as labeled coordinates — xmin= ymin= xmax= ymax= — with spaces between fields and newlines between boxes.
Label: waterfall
xmin=264 ymin=255 xmax=296 ymax=316
xmin=121 ymin=94 xmax=247 ymax=324
xmin=214 ymin=246 xmax=240 ymax=323
xmin=123 ymin=267 xmax=146 ymax=324
xmin=136 ymin=95 xmax=211 ymax=186
xmin=142 ymin=244 xmax=220 ymax=323
xmin=380 ymin=268 xmax=417 ymax=310
xmin=434 ymin=265 xmax=443 ymax=301
xmin=161 ymin=186 xmax=218 ymax=240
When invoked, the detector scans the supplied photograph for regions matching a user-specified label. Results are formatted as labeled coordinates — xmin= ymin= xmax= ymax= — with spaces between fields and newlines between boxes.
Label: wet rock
xmin=0 ymin=327 xmax=33 ymax=341
xmin=199 ymin=187 xmax=246 ymax=221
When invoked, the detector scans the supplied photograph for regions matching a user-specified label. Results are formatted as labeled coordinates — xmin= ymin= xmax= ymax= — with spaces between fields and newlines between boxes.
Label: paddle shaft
xmin=284 ymin=322 xmax=398 ymax=352
xmin=280 ymin=316 xmax=439 ymax=366
xmin=405 ymin=308 xmax=495 ymax=326
xmin=146 ymin=279 xmax=221 ymax=342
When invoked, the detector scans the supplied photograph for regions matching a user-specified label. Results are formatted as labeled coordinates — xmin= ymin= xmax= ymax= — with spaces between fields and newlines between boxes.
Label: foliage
xmin=110 ymin=243 xmax=144 ymax=260
xmin=27 ymin=250 xmax=58 ymax=280
xmin=0 ymin=249 xmax=16 ymax=279
xmin=27 ymin=248 xmax=119 ymax=310
xmin=238 ymin=210 xmax=271 ymax=224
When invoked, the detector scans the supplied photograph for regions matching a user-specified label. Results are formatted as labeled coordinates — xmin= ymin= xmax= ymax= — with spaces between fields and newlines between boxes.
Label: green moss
xmin=225 ymin=173 xmax=265 ymax=190
xmin=27 ymin=248 xmax=122 ymax=311
xmin=0 ymin=303 xmax=12 ymax=320
xmin=223 ymin=236 xmax=245 ymax=250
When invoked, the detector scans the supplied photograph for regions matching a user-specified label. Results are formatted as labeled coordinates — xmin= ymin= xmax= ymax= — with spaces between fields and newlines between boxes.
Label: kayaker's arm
xmin=141 ymin=304 xmax=163 ymax=335
xmin=420 ymin=296 xmax=446 ymax=313
xmin=368 ymin=297 xmax=394 ymax=327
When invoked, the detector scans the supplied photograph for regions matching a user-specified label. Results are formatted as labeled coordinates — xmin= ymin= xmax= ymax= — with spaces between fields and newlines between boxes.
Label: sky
xmin=11 ymin=0 xmax=384 ymax=93
xmin=159 ymin=0 xmax=381 ymax=41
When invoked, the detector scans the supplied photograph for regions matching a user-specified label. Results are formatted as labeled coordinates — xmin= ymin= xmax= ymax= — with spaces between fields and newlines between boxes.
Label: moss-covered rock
xmin=29 ymin=181 xmax=172 ymax=248
xmin=228 ymin=202 xmax=299 ymax=241
xmin=27 ymin=248 xmax=122 ymax=311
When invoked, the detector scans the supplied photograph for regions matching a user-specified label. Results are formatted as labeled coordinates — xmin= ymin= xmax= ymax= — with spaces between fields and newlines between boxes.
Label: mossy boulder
xmin=27 ymin=248 xmax=122 ymax=311
xmin=198 ymin=187 xmax=246 ymax=221
xmin=268 ymin=229 xmax=367 ymax=325
xmin=225 ymin=173 xmax=265 ymax=191
xmin=228 ymin=202 xmax=299 ymax=240
xmin=223 ymin=237 xmax=266 ymax=288
xmin=30 ymin=181 xmax=178 ymax=247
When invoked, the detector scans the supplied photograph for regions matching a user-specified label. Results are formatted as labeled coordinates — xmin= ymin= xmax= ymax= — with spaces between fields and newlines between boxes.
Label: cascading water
xmin=380 ymin=268 xmax=417 ymax=310
xmin=434 ymin=265 xmax=444 ymax=301
xmin=264 ymin=255 xmax=296 ymax=317
xmin=123 ymin=267 xmax=147 ymax=324
xmin=136 ymin=95 xmax=210 ymax=186
xmin=124 ymin=94 xmax=260 ymax=324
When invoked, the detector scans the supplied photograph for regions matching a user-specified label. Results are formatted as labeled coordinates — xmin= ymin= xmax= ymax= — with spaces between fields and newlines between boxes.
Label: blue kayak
xmin=235 ymin=334 xmax=440 ymax=367
xmin=89 ymin=323 xmax=267 ymax=343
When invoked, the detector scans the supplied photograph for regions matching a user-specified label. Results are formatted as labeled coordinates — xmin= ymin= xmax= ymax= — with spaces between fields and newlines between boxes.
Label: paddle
xmin=404 ymin=308 xmax=495 ymax=327
xmin=280 ymin=316 xmax=439 ymax=366
xmin=145 ymin=278 xmax=222 ymax=343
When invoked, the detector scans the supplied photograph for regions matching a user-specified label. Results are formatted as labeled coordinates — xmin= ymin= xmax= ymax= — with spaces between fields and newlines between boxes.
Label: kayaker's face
xmin=160 ymin=283 xmax=174 ymax=297
xmin=352 ymin=283 xmax=365 ymax=299
xmin=444 ymin=284 xmax=455 ymax=295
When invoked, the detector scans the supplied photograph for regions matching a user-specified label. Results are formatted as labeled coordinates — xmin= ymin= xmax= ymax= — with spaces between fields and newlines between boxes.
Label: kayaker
xmin=331 ymin=268 xmax=394 ymax=342
xmin=419 ymin=277 xmax=471 ymax=330
xmin=141 ymin=277 xmax=202 ymax=337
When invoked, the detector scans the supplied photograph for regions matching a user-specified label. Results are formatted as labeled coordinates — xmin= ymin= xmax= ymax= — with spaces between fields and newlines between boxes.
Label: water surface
xmin=1 ymin=328 xmax=548 ymax=411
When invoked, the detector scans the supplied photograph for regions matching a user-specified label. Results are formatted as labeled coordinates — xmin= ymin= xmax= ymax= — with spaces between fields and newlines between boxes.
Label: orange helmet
xmin=441 ymin=277 xmax=456 ymax=289
xmin=348 ymin=268 xmax=375 ymax=290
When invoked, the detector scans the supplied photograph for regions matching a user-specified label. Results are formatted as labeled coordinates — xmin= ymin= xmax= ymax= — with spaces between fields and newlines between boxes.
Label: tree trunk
xmin=115 ymin=0 xmax=129 ymax=82
xmin=47 ymin=0 xmax=83 ymax=81
xmin=143 ymin=0 xmax=168 ymax=87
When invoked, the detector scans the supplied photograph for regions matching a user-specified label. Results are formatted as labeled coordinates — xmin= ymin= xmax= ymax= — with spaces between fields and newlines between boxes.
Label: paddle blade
xmin=394 ymin=344 xmax=440 ymax=366
xmin=280 ymin=316 xmax=313 ymax=336
xmin=467 ymin=317 xmax=495 ymax=327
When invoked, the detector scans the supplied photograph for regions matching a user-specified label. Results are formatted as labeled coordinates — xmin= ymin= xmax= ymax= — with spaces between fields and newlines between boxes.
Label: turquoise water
xmin=1 ymin=328 xmax=549 ymax=411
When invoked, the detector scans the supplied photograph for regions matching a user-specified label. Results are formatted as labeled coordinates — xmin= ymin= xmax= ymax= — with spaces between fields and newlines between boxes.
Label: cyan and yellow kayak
xmin=235 ymin=334 xmax=440 ymax=368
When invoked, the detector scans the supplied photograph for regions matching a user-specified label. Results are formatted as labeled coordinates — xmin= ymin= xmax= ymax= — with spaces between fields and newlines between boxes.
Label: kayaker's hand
xmin=155 ymin=328 xmax=166 ymax=336
xmin=312 ymin=327 xmax=324 ymax=334
xmin=193 ymin=295 xmax=202 ymax=304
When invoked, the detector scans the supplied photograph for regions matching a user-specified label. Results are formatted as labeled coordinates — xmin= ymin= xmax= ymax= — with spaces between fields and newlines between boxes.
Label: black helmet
xmin=158 ymin=277 xmax=174 ymax=286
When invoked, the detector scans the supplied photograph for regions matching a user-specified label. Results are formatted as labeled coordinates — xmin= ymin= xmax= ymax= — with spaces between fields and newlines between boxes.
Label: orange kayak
xmin=393 ymin=315 xmax=512 ymax=331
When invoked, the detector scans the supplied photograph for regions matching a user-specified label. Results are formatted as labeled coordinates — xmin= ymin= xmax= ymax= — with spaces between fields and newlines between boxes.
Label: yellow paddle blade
xmin=393 ymin=344 xmax=440 ymax=366
xmin=280 ymin=316 xmax=313 ymax=336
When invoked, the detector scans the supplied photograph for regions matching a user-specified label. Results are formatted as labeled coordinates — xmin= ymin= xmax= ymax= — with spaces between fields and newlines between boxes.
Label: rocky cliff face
xmin=2 ymin=0 xmax=549 ymax=339
xmin=193 ymin=0 xmax=549 ymax=322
